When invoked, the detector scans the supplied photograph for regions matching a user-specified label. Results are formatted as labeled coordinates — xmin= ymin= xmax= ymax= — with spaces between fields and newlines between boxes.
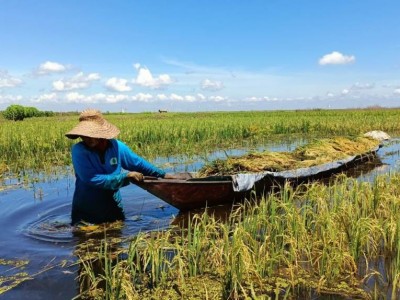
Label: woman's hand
xmin=127 ymin=171 xmax=144 ymax=183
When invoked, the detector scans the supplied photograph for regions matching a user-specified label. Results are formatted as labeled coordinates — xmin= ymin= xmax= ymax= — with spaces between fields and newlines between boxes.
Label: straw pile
xmin=199 ymin=136 xmax=380 ymax=176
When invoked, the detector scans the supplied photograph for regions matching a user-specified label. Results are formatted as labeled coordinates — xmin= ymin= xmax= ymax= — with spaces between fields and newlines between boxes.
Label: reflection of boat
xmin=137 ymin=146 xmax=381 ymax=211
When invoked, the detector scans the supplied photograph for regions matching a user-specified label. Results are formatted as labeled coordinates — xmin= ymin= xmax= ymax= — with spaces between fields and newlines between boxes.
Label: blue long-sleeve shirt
xmin=71 ymin=139 xmax=165 ymax=224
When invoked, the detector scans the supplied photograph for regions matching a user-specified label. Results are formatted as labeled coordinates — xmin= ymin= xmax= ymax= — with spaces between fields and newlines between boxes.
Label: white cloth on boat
xmin=363 ymin=130 xmax=391 ymax=142
xmin=230 ymin=153 xmax=366 ymax=192
xmin=231 ymin=172 xmax=271 ymax=192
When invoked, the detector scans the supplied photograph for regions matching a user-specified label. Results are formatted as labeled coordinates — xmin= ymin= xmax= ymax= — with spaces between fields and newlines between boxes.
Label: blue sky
xmin=0 ymin=1 xmax=399 ymax=112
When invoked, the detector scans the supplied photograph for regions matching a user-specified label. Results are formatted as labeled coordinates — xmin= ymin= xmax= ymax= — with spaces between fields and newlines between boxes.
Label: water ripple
xmin=23 ymin=213 xmax=74 ymax=243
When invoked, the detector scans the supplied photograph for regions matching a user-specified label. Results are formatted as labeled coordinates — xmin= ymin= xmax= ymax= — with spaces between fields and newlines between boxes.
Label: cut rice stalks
xmin=199 ymin=136 xmax=380 ymax=176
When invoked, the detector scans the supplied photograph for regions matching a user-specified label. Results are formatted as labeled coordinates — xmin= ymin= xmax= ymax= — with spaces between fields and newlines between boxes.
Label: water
xmin=0 ymin=170 xmax=180 ymax=299
xmin=1 ymin=138 xmax=400 ymax=299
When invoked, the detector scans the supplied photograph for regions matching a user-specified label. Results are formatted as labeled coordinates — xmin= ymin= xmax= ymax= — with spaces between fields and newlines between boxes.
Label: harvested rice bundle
xmin=199 ymin=136 xmax=380 ymax=176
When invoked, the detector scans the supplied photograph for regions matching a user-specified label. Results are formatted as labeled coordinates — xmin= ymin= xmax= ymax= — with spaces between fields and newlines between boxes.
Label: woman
xmin=65 ymin=109 xmax=180 ymax=225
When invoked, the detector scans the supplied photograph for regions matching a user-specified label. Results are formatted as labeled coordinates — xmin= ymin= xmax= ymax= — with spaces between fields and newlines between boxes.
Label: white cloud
xmin=184 ymin=95 xmax=196 ymax=102
xmin=350 ymin=82 xmax=374 ymax=90
xmin=170 ymin=93 xmax=184 ymax=101
xmin=64 ymin=92 xmax=131 ymax=104
xmin=246 ymin=96 xmax=262 ymax=102
xmin=105 ymin=77 xmax=132 ymax=92
xmin=65 ymin=92 xmax=86 ymax=103
xmin=89 ymin=93 xmax=106 ymax=102
xmin=6 ymin=85 xmax=400 ymax=111
xmin=209 ymin=95 xmax=226 ymax=102
xmin=37 ymin=61 xmax=67 ymax=75
xmin=104 ymin=94 xmax=130 ymax=103
xmin=319 ymin=51 xmax=355 ymax=65
xmin=337 ymin=82 xmax=376 ymax=98
xmin=32 ymin=93 xmax=58 ymax=103
xmin=382 ymin=83 xmax=400 ymax=89
xmin=197 ymin=93 xmax=206 ymax=100
xmin=201 ymin=79 xmax=224 ymax=91
xmin=0 ymin=94 xmax=23 ymax=104
xmin=244 ymin=96 xmax=282 ymax=102
xmin=53 ymin=72 xmax=100 ymax=91
xmin=87 ymin=73 xmax=100 ymax=81
xmin=132 ymin=93 xmax=154 ymax=102
xmin=133 ymin=64 xmax=173 ymax=89
xmin=158 ymin=74 xmax=172 ymax=84
xmin=156 ymin=94 xmax=168 ymax=101
xmin=52 ymin=81 xmax=65 ymax=91
xmin=264 ymin=97 xmax=280 ymax=102
xmin=155 ymin=93 xmax=205 ymax=102
xmin=0 ymin=70 xmax=23 ymax=88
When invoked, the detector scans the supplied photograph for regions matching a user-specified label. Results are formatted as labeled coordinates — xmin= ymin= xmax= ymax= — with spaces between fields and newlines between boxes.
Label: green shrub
xmin=3 ymin=104 xmax=26 ymax=121
xmin=24 ymin=106 xmax=40 ymax=118
xmin=2 ymin=105 xmax=54 ymax=120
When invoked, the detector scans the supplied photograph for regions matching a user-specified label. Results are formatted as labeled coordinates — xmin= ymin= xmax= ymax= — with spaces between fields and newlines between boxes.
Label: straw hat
xmin=65 ymin=109 xmax=120 ymax=139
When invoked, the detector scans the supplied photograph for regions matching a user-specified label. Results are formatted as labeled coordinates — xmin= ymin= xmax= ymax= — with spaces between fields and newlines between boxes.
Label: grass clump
xmin=199 ymin=136 xmax=380 ymax=176
xmin=0 ymin=259 xmax=31 ymax=295
xmin=1 ymin=108 xmax=398 ymax=178
xmin=75 ymin=172 xmax=400 ymax=299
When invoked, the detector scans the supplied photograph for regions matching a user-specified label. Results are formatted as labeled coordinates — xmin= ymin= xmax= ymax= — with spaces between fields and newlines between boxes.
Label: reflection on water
xmin=1 ymin=138 xmax=400 ymax=299
xmin=72 ymin=222 xmax=125 ymax=298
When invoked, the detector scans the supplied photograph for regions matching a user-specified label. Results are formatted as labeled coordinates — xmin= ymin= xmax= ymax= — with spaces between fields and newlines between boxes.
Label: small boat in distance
xmin=137 ymin=144 xmax=382 ymax=211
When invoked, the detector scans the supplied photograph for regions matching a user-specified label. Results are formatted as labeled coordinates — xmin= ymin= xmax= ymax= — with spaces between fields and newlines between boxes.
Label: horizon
xmin=1 ymin=1 xmax=399 ymax=112
xmin=0 ymin=104 xmax=400 ymax=114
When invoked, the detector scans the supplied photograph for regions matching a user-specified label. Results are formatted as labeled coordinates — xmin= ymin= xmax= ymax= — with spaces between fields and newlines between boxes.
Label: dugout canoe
xmin=136 ymin=145 xmax=382 ymax=211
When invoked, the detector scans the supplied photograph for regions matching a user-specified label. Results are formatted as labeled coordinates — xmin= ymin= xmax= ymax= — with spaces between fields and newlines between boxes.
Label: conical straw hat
xmin=65 ymin=109 xmax=120 ymax=139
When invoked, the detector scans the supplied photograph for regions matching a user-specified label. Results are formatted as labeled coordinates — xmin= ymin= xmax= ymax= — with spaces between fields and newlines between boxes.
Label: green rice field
xmin=1 ymin=108 xmax=400 ymax=176
xmin=2 ymin=108 xmax=400 ymax=299
xmin=77 ymin=174 xmax=400 ymax=299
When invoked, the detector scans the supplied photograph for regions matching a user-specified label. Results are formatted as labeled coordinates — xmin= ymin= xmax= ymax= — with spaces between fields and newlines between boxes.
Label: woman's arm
xmin=118 ymin=141 xmax=166 ymax=178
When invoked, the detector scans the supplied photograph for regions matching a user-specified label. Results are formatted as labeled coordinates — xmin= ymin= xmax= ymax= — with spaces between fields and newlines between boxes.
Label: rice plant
xmin=2 ymin=108 xmax=400 ymax=178
xmin=75 ymin=172 xmax=400 ymax=299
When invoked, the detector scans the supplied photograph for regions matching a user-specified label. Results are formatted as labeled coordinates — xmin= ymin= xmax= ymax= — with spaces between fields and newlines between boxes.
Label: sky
xmin=0 ymin=0 xmax=399 ymax=113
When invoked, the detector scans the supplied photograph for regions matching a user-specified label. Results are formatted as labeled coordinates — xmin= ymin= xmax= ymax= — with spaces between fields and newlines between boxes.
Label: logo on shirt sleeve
xmin=110 ymin=157 xmax=118 ymax=165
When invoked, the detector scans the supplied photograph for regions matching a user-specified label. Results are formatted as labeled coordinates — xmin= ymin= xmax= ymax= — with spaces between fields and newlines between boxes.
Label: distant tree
xmin=3 ymin=105 xmax=26 ymax=121
xmin=2 ymin=105 xmax=55 ymax=120
xmin=41 ymin=111 xmax=55 ymax=117
xmin=24 ymin=106 xmax=40 ymax=118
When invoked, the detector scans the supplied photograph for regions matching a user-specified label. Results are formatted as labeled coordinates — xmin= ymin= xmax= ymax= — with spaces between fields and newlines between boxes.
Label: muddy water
xmin=1 ymin=138 xmax=400 ymax=300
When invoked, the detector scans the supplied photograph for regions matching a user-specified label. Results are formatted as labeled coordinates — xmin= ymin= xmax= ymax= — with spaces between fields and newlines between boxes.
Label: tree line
xmin=2 ymin=104 xmax=55 ymax=121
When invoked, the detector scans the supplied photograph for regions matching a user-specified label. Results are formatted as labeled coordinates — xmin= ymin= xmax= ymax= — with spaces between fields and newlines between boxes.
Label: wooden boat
xmin=136 ymin=145 xmax=382 ymax=211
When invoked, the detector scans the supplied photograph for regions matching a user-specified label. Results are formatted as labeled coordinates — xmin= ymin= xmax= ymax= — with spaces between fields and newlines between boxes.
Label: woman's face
xmin=81 ymin=136 xmax=101 ymax=148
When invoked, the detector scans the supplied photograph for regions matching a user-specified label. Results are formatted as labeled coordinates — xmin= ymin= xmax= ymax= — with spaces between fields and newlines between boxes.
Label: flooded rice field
xmin=1 ymin=138 xmax=400 ymax=299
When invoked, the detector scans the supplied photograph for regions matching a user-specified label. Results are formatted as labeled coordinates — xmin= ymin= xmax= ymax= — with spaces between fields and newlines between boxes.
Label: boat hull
xmin=138 ymin=178 xmax=246 ymax=210
xmin=136 ymin=147 xmax=381 ymax=211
